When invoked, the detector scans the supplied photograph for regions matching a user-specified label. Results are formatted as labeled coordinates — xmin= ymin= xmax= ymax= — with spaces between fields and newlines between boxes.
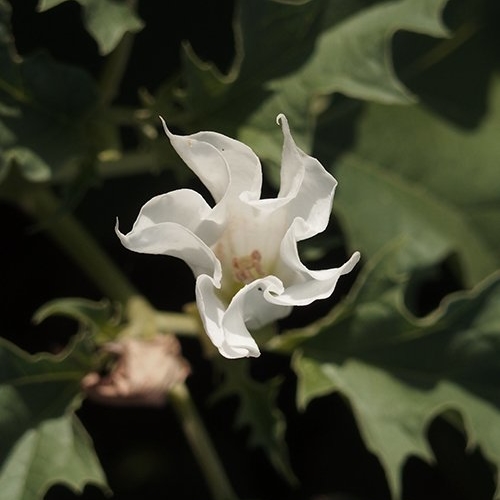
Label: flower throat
xmin=232 ymin=250 xmax=265 ymax=284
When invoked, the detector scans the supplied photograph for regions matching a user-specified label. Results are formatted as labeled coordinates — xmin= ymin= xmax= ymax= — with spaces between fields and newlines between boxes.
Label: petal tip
xmin=344 ymin=251 xmax=361 ymax=273
xmin=276 ymin=113 xmax=292 ymax=140
xmin=276 ymin=113 xmax=287 ymax=126
xmin=159 ymin=115 xmax=173 ymax=138
xmin=114 ymin=217 xmax=128 ymax=243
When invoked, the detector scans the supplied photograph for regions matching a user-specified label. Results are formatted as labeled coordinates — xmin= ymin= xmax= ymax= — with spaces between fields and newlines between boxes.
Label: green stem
xmin=400 ymin=20 xmax=480 ymax=81
xmin=155 ymin=310 xmax=199 ymax=336
xmin=98 ymin=0 xmax=138 ymax=107
xmin=97 ymin=150 xmax=164 ymax=179
xmin=21 ymin=185 xmax=137 ymax=306
xmin=15 ymin=183 xmax=199 ymax=336
xmin=170 ymin=383 xmax=240 ymax=500
xmin=11 ymin=181 xmax=236 ymax=499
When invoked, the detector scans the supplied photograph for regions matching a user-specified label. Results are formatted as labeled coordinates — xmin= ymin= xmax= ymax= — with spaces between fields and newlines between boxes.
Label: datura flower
xmin=116 ymin=114 xmax=360 ymax=359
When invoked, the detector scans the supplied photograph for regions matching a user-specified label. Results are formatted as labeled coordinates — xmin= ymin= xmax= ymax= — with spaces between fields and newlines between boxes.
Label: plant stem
xmin=97 ymin=150 xmax=163 ymax=179
xmin=21 ymin=185 xmax=137 ymax=306
xmin=98 ymin=0 xmax=138 ymax=107
xmin=400 ymin=20 xmax=480 ymax=81
xmin=155 ymin=309 xmax=199 ymax=336
xmin=12 ymin=181 xmax=237 ymax=499
xmin=15 ymin=183 xmax=199 ymax=338
xmin=169 ymin=383 xmax=239 ymax=500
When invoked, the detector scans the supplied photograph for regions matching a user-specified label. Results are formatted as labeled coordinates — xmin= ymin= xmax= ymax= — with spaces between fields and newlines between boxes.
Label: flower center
xmin=232 ymin=249 xmax=265 ymax=284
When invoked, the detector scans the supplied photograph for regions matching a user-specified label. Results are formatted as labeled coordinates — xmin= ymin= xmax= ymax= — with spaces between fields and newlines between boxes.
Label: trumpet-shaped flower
xmin=116 ymin=115 xmax=360 ymax=359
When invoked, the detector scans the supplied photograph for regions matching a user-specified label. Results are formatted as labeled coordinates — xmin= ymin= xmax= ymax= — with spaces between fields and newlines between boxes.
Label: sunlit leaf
xmin=272 ymin=244 xmax=500 ymax=498
xmin=0 ymin=336 xmax=109 ymax=500
xmin=158 ymin=0 xmax=450 ymax=173
xmin=239 ymin=0 xmax=450 ymax=170
xmin=334 ymin=75 xmax=500 ymax=286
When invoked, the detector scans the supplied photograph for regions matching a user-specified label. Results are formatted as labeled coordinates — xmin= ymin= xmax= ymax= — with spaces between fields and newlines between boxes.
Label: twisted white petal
xmin=116 ymin=115 xmax=360 ymax=358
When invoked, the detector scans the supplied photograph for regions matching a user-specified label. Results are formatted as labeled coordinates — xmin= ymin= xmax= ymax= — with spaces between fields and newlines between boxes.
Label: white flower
xmin=116 ymin=114 xmax=360 ymax=359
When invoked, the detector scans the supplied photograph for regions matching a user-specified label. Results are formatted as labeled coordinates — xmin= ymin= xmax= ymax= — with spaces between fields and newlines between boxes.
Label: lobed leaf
xmin=273 ymin=243 xmax=500 ymax=498
xmin=334 ymin=75 xmax=500 ymax=287
xmin=0 ymin=336 xmax=109 ymax=500
xmin=239 ymin=0 xmax=450 ymax=167
xmin=212 ymin=358 xmax=297 ymax=485
xmin=158 ymin=0 xmax=450 ymax=171
xmin=33 ymin=297 xmax=122 ymax=344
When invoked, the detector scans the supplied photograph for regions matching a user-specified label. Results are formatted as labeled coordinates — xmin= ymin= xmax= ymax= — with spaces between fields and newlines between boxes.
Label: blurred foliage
xmin=37 ymin=0 xmax=143 ymax=55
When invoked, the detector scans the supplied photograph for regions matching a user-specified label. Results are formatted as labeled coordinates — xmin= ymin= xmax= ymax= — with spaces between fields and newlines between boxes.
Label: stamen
xmin=232 ymin=249 xmax=265 ymax=284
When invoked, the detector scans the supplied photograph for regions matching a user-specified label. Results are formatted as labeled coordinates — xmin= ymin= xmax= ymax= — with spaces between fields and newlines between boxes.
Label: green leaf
xmin=0 ymin=336 xmax=109 ymax=499
xmin=334 ymin=154 xmax=498 ymax=287
xmin=277 ymin=244 xmax=500 ymax=498
xmin=334 ymin=75 xmax=500 ymax=287
xmin=242 ymin=0 xmax=451 ymax=169
xmin=0 ymin=1 xmax=98 ymax=185
xmin=160 ymin=0 xmax=450 ymax=169
xmin=213 ymin=358 xmax=297 ymax=485
xmin=0 ymin=414 xmax=109 ymax=500
xmin=33 ymin=297 xmax=122 ymax=343
xmin=157 ymin=0 xmax=331 ymax=136
xmin=37 ymin=0 xmax=144 ymax=55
